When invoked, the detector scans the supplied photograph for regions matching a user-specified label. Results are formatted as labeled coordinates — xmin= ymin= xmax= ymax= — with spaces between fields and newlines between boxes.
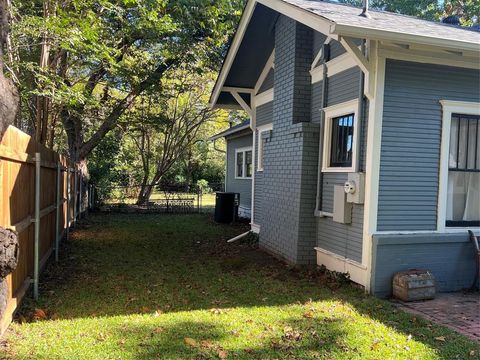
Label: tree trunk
xmin=137 ymin=184 xmax=154 ymax=205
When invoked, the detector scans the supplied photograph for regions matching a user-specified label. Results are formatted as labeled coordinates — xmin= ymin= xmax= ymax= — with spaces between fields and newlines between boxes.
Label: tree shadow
xmin=14 ymin=212 xmax=480 ymax=359
xmin=106 ymin=317 xmax=348 ymax=359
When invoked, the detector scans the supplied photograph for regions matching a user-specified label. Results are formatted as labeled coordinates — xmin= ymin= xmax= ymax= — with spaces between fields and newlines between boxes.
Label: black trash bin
xmin=214 ymin=192 xmax=239 ymax=223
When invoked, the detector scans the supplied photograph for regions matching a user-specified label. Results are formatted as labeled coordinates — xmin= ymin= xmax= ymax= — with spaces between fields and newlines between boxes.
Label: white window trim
xmin=256 ymin=123 xmax=273 ymax=172
xmin=322 ymin=99 xmax=359 ymax=173
xmin=235 ymin=146 xmax=253 ymax=180
xmin=438 ymin=100 xmax=480 ymax=232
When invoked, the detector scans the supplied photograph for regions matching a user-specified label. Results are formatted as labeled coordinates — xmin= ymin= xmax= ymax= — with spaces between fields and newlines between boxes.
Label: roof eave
xmin=333 ymin=24 xmax=480 ymax=53
xmin=209 ymin=124 xmax=251 ymax=141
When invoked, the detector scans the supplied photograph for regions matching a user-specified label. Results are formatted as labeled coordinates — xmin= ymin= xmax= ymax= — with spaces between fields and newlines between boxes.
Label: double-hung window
xmin=439 ymin=100 xmax=480 ymax=230
xmin=235 ymin=147 xmax=252 ymax=179
xmin=446 ymin=113 xmax=480 ymax=227
xmin=322 ymin=99 xmax=359 ymax=173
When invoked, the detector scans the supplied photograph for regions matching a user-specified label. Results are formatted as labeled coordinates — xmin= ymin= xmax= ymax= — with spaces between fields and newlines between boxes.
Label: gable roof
xmin=210 ymin=121 xmax=251 ymax=141
xmin=283 ymin=0 xmax=479 ymax=50
xmin=210 ymin=0 xmax=480 ymax=108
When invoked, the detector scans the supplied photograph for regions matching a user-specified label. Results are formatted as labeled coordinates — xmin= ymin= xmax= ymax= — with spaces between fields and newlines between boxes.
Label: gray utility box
xmin=393 ymin=270 xmax=436 ymax=302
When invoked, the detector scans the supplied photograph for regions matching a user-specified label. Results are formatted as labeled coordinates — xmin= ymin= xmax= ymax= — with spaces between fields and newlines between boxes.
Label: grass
xmin=2 ymin=213 xmax=479 ymax=359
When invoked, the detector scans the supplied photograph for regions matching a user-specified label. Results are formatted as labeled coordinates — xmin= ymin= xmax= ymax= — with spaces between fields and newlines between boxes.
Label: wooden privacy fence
xmin=0 ymin=125 xmax=94 ymax=334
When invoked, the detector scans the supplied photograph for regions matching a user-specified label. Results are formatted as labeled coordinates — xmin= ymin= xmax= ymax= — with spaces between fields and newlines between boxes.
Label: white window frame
xmin=322 ymin=99 xmax=359 ymax=173
xmin=438 ymin=100 xmax=480 ymax=232
xmin=256 ymin=123 xmax=273 ymax=171
xmin=235 ymin=147 xmax=253 ymax=179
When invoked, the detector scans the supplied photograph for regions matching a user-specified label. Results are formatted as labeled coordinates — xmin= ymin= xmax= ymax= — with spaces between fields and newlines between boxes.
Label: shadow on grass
xmin=107 ymin=317 xmax=348 ymax=359
xmin=15 ymin=212 xmax=480 ymax=359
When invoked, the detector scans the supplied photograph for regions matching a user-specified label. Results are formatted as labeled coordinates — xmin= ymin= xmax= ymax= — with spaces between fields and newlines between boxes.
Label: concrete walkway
xmin=393 ymin=292 xmax=480 ymax=341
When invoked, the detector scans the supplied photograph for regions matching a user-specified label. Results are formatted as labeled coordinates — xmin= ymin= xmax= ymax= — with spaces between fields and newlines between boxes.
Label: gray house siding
xmin=226 ymin=132 xmax=252 ymax=215
xmin=378 ymin=60 xmax=480 ymax=231
xmin=258 ymin=68 xmax=274 ymax=93
xmin=310 ymin=34 xmax=367 ymax=264
xmin=253 ymin=102 xmax=273 ymax=225
xmin=256 ymin=102 xmax=273 ymax=127
xmin=256 ymin=15 xmax=319 ymax=264
xmin=372 ymin=233 xmax=477 ymax=298
xmin=372 ymin=59 xmax=480 ymax=296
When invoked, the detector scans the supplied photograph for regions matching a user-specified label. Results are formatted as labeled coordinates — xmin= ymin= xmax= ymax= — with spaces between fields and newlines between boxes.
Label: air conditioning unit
xmin=333 ymin=185 xmax=352 ymax=224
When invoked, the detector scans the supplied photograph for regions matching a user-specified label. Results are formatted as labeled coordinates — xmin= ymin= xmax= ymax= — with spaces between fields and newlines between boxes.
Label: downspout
xmin=357 ymin=40 xmax=366 ymax=172
xmin=316 ymin=43 xmax=330 ymax=213
xmin=468 ymin=230 xmax=480 ymax=290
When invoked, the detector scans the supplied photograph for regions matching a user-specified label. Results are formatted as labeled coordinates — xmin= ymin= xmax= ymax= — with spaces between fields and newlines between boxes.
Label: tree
xmin=338 ymin=0 xmax=479 ymax=25
xmin=8 ymin=0 xmax=243 ymax=173
xmin=124 ymin=68 xmax=220 ymax=205
xmin=0 ymin=0 xmax=19 ymax=138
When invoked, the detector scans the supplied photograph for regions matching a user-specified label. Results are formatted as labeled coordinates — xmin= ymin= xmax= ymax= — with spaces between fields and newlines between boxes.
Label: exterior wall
xmin=253 ymin=102 xmax=273 ymax=226
xmin=378 ymin=60 xmax=480 ymax=231
xmin=311 ymin=32 xmax=367 ymax=265
xmin=372 ymin=59 xmax=480 ymax=295
xmin=258 ymin=68 xmax=274 ymax=93
xmin=256 ymin=15 xmax=319 ymax=264
xmin=372 ymin=233 xmax=477 ymax=297
xmin=226 ymin=132 xmax=252 ymax=217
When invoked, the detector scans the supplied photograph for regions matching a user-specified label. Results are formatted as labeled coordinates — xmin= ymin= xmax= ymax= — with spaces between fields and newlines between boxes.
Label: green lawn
xmin=3 ymin=213 xmax=479 ymax=359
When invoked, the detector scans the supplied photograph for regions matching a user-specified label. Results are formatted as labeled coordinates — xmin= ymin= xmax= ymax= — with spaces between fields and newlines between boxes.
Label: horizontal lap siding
xmin=226 ymin=134 xmax=252 ymax=210
xmin=258 ymin=68 xmax=274 ymax=94
xmin=373 ymin=233 xmax=477 ymax=297
xmin=254 ymin=101 xmax=273 ymax=225
xmin=378 ymin=60 xmax=480 ymax=231
xmin=311 ymin=33 xmax=365 ymax=264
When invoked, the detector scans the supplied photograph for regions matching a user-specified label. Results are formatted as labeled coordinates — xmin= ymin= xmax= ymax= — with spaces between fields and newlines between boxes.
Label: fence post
xmin=73 ymin=168 xmax=77 ymax=226
xmin=55 ymin=161 xmax=61 ymax=262
xmin=79 ymin=173 xmax=83 ymax=219
xmin=33 ymin=152 xmax=41 ymax=301
xmin=66 ymin=167 xmax=70 ymax=241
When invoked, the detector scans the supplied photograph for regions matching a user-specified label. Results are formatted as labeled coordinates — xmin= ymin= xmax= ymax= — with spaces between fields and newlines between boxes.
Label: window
xmin=322 ymin=99 xmax=359 ymax=173
xmin=330 ymin=114 xmax=354 ymax=167
xmin=257 ymin=123 xmax=273 ymax=171
xmin=438 ymin=100 xmax=480 ymax=231
xmin=235 ymin=147 xmax=252 ymax=179
xmin=446 ymin=113 xmax=480 ymax=227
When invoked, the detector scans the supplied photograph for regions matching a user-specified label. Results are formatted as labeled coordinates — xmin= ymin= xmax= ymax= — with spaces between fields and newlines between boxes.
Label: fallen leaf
xmin=33 ymin=309 xmax=47 ymax=321
xmin=153 ymin=310 xmax=162 ymax=317
xmin=152 ymin=327 xmax=163 ymax=334
xmin=244 ymin=348 xmax=253 ymax=353
xmin=434 ymin=336 xmax=446 ymax=342
xmin=218 ymin=350 xmax=228 ymax=359
xmin=184 ymin=337 xmax=197 ymax=347
xmin=469 ymin=350 xmax=476 ymax=357
xmin=303 ymin=311 xmax=314 ymax=319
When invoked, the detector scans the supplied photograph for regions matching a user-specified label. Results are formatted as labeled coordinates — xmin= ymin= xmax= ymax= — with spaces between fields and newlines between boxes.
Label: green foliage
xmin=338 ymin=0 xmax=479 ymax=24
xmin=196 ymin=179 xmax=211 ymax=194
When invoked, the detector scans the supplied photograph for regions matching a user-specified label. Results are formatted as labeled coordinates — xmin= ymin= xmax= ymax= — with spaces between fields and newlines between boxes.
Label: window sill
xmin=235 ymin=177 xmax=252 ymax=180
xmin=321 ymin=167 xmax=357 ymax=173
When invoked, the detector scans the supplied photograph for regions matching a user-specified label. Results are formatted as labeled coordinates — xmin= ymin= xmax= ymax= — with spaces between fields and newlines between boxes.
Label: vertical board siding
xmin=258 ymin=68 xmax=274 ymax=94
xmin=0 ymin=125 xmax=79 ymax=334
xmin=226 ymin=133 xmax=253 ymax=210
xmin=378 ymin=60 xmax=480 ymax=231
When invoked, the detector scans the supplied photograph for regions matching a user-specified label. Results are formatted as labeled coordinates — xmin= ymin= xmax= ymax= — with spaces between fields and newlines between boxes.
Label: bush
xmin=196 ymin=179 xmax=211 ymax=194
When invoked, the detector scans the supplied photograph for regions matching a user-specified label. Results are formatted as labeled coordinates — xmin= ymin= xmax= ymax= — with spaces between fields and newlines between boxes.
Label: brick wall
xmin=257 ymin=15 xmax=319 ymax=265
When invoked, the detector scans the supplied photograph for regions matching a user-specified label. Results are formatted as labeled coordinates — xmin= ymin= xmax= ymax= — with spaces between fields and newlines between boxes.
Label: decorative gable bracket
xmin=339 ymin=36 xmax=377 ymax=100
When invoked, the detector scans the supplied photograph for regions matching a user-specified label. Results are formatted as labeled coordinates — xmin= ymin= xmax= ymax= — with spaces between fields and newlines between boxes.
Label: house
xmin=210 ymin=0 xmax=480 ymax=297
xmin=211 ymin=121 xmax=253 ymax=218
